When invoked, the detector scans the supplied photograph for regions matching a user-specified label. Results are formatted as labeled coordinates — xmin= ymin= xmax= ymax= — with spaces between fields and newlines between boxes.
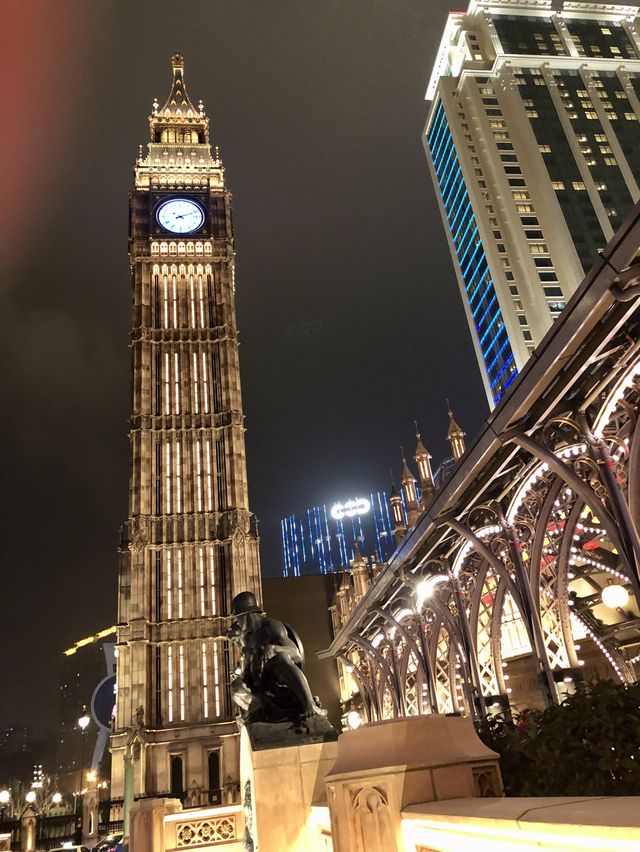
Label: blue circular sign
xmin=92 ymin=675 xmax=116 ymax=729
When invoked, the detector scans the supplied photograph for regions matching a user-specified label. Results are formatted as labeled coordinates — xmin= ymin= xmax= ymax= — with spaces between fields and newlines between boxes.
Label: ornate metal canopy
xmin=321 ymin=204 xmax=640 ymax=723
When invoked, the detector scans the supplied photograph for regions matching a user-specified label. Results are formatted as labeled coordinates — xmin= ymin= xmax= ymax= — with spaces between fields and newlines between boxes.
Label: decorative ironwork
xmin=323 ymin=209 xmax=640 ymax=722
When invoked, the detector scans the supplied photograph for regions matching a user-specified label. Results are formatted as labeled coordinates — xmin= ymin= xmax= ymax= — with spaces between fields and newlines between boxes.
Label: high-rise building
xmin=110 ymin=54 xmax=261 ymax=804
xmin=424 ymin=0 xmax=640 ymax=406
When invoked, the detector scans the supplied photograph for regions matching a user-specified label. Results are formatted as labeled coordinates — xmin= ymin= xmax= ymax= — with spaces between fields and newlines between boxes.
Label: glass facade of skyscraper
xmin=424 ymin=2 xmax=640 ymax=407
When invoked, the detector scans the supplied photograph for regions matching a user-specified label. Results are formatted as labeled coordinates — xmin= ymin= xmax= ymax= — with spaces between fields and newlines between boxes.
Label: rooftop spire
xmin=414 ymin=421 xmax=432 ymax=462
xmin=148 ymin=52 xmax=210 ymax=144
xmin=401 ymin=447 xmax=416 ymax=485
xmin=414 ymin=420 xmax=435 ymax=508
xmin=160 ymin=52 xmax=200 ymax=117
xmin=446 ymin=400 xmax=466 ymax=461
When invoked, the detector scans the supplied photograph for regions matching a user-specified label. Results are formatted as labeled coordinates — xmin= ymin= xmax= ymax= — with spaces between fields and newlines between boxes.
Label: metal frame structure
xmin=320 ymin=204 xmax=640 ymax=722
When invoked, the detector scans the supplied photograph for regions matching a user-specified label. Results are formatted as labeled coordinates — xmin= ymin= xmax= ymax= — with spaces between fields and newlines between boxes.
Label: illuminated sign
xmin=330 ymin=498 xmax=371 ymax=521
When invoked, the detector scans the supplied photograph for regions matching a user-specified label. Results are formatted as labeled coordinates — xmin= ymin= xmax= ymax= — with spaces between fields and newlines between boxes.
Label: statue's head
xmin=231 ymin=591 xmax=263 ymax=617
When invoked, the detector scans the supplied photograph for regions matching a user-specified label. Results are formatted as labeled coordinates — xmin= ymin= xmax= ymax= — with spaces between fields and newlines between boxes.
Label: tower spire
xmin=414 ymin=421 xmax=435 ymax=508
xmin=148 ymin=52 xmax=210 ymax=145
xmin=389 ymin=470 xmax=407 ymax=545
xmin=400 ymin=446 xmax=421 ymax=527
xmin=446 ymin=400 xmax=466 ymax=461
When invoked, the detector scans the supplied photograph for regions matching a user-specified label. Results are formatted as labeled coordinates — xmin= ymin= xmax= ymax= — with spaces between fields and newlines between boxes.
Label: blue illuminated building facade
xmin=427 ymin=101 xmax=516 ymax=403
xmin=424 ymin=1 xmax=640 ymax=407
xmin=281 ymin=492 xmax=396 ymax=578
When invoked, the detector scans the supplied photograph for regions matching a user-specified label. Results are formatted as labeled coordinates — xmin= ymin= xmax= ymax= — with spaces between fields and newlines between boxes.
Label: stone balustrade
xmin=164 ymin=804 xmax=243 ymax=850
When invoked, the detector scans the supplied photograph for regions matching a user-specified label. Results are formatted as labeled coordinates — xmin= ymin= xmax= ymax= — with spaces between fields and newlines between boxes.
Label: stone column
xmin=129 ymin=797 xmax=182 ymax=851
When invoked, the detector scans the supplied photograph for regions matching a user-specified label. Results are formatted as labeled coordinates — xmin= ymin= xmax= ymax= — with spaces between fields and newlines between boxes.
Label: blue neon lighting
xmin=427 ymin=100 xmax=516 ymax=402
xmin=279 ymin=492 xmax=396 ymax=577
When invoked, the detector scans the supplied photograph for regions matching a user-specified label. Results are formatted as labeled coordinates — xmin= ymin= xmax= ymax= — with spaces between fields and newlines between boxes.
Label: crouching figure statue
xmin=227 ymin=591 xmax=327 ymax=724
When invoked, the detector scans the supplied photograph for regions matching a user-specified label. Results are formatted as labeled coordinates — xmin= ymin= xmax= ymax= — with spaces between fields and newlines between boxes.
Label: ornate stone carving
xmin=175 ymin=814 xmax=237 ymax=846
xmin=351 ymin=786 xmax=394 ymax=852
xmin=472 ymin=763 xmax=502 ymax=797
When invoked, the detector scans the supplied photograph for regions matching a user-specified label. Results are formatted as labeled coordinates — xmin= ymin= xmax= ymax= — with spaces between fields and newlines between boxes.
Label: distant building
xmin=0 ymin=726 xmax=34 ymax=782
xmin=424 ymin=0 xmax=640 ymax=405
xmin=55 ymin=627 xmax=116 ymax=793
xmin=280 ymin=491 xmax=396 ymax=577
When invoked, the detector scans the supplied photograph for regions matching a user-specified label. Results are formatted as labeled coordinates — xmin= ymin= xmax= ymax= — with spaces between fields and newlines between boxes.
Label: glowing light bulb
xmin=346 ymin=710 xmax=362 ymax=730
xmin=601 ymin=583 xmax=629 ymax=609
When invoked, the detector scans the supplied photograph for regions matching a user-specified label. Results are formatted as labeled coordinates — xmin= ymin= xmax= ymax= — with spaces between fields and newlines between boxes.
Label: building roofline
xmin=425 ymin=0 xmax=640 ymax=100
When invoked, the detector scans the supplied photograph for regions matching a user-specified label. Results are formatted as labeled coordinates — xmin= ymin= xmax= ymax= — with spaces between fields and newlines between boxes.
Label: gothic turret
xmin=447 ymin=402 xmax=466 ymax=460
xmin=138 ymin=54 xmax=223 ymax=190
xmin=401 ymin=449 xmax=421 ymax=526
xmin=350 ymin=541 xmax=371 ymax=602
xmin=150 ymin=52 xmax=210 ymax=143
xmin=335 ymin=571 xmax=354 ymax=625
xmin=390 ymin=478 xmax=407 ymax=544
xmin=414 ymin=423 xmax=435 ymax=508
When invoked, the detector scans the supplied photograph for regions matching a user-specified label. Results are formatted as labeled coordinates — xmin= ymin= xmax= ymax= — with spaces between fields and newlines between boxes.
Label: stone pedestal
xmin=325 ymin=714 xmax=502 ymax=852
xmin=129 ymin=796 xmax=182 ymax=851
xmin=240 ymin=722 xmax=338 ymax=852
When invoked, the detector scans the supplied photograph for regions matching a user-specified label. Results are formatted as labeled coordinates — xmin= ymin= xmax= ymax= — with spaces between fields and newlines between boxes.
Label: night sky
xmin=1 ymin=0 xmax=487 ymax=736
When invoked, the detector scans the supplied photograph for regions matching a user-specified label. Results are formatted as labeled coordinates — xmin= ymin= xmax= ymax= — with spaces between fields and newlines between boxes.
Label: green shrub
xmin=476 ymin=680 xmax=640 ymax=796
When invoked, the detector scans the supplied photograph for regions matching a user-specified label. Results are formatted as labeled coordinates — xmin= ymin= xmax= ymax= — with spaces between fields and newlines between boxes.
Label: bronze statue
xmin=226 ymin=591 xmax=326 ymax=724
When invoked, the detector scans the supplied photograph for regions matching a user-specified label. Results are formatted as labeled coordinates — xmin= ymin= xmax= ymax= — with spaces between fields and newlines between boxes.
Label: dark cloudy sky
xmin=1 ymin=0 xmax=487 ymax=735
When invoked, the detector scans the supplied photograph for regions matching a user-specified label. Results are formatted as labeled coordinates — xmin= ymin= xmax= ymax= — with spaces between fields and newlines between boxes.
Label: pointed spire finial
xmin=148 ymin=51 xmax=211 ymax=146
xmin=446 ymin=400 xmax=466 ymax=460
xmin=415 ymin=420 xmax=421 ymax=439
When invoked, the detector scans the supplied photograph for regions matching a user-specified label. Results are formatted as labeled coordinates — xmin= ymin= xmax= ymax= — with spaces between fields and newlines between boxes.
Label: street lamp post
xmin=78 ymin=708 xmax=90 ymax=783
xmin=76 ymin=707 xmax=90 ymax=840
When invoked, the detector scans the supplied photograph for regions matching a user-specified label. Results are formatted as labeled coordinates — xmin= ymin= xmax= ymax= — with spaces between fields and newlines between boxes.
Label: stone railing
xmin=401 ymin=798 xmax=640 ymax=852
xmin=164 ymin=804 xmax=243 ymax=851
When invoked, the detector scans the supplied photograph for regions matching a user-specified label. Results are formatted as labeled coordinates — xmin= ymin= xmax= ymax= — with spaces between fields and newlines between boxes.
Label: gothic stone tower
xmin=110 ymin=54 xmax=261 ymax=802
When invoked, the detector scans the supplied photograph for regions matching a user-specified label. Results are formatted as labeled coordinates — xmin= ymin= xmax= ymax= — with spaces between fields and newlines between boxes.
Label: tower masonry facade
xmin=111 ymin=54 xmax=261 ymax=803
xmin=424 ymin=1 xmax=640 ymax=406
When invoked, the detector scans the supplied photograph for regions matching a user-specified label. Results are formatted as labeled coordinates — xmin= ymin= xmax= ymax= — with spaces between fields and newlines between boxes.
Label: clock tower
xmin=110 ymin=54 xmax=261 ymax=803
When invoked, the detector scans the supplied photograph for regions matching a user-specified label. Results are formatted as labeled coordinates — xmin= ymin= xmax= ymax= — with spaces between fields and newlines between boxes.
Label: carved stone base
xmin=240 ymin=724 xmax=338 ymax=852
xmin=324 ymin=714 xmax=502 ymax=852
xmin=244 ymin=714 xmax=338 ymax=751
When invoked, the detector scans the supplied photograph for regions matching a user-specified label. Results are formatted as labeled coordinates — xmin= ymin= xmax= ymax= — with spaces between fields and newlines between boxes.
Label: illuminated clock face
xmin=156 ymin=198 xmax=205 ymax=234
